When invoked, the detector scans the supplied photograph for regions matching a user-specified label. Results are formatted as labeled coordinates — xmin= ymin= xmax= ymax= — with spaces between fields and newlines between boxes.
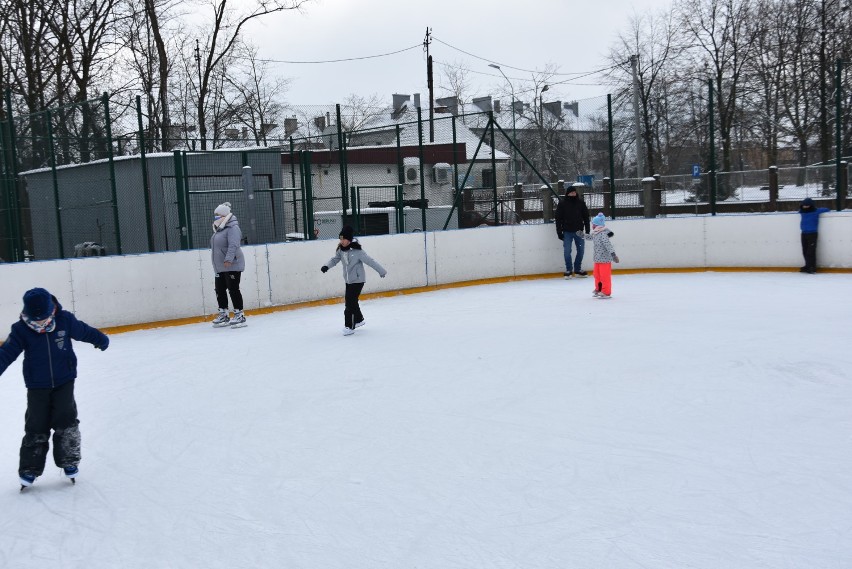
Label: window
xmin=482 ymin=169 xmax=494 ymax=187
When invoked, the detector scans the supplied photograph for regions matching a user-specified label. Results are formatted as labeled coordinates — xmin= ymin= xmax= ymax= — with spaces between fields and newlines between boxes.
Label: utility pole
xmin=630 ymin=55 xmax=643 ymax=179
xmin=424 ymin=28 xmax=434 ymax=142
xmin=195 ymin=39 xmax=204 ymax=149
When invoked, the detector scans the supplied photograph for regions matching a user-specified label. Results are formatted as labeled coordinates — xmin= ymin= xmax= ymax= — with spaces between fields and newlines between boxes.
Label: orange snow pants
xmin=593 ymin=262 xmax=613 ymax=296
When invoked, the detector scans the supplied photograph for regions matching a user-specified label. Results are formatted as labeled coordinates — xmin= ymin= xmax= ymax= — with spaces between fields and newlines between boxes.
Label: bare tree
xmin=338 ymin=93 xmax=386 ymax=132
xmin=676 ymin=0 xmax=760 ymax=194
xmin=608 ymin=10 xmax=682 ymax=176
xmin=191 ymin=0 xmax=311 ymax=150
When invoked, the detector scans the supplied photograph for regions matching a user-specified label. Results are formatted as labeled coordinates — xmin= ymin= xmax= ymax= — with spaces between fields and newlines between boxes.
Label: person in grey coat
xmin=321 ymin=225 xmax=387 ymax=335
xmin=210 ymin=202 xmax=247 ymax=327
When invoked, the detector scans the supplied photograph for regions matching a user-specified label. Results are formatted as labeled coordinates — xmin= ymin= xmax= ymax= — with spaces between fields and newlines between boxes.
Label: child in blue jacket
xmin=798 ymin=198 xmax=831 ymax=274
xmin=0 ymin=288 xmax=109 ymax=489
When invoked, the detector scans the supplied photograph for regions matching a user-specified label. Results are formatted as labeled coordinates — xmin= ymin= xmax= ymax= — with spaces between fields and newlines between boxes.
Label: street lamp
xmin=489 ymin=64 xmax=518 ymax=184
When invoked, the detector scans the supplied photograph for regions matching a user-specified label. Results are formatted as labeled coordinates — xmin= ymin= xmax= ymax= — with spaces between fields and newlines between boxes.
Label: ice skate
xmin=575 ymin=270 xmax=588 ymax=278
xmin=211 ymin=309 xmax=230 ymax=328
xmin=229 ymin=310 xmax=247 ymax=328
xmin=63 ymin=466 xmax=78 ymax=484
xmin=355 ymin=320 xmax=366 ymax=328
xmin=342 ymin=327 xmax=355 ymax=336
xmin=563 ymin=272 xmax=573 ymax=279
xmin=19 ymin=473 xmax=36 ymax=491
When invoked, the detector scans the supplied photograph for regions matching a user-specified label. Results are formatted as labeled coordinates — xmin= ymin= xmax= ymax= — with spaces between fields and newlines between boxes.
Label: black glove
xmin=557 ymin=232 xmax=564 ymax=241
xmin=321 ymin=266 xmax=328 ymax=273
xmin=96 ymin=337 xmax=109 ymax=351
xmin=607 ymin=231 xmax=614 ymax=237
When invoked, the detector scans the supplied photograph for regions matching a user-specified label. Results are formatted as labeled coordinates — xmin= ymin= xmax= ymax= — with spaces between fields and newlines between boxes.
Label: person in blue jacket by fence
xmin=798 ymin=198 xmax=831 ymax=274
xmin=0 ymin=288 xmax=109 ymax=489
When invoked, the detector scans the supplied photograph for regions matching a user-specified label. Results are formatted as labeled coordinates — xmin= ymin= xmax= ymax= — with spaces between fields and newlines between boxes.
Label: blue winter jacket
xmin=0 ymin=297 xmax=108 ymax=389
xmin=799 ymin=207 xmax=830 ymax=234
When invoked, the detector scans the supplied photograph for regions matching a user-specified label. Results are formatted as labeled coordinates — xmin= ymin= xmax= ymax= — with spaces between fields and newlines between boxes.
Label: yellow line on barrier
xmin=99 ymin=267 xmax=851 ymax=336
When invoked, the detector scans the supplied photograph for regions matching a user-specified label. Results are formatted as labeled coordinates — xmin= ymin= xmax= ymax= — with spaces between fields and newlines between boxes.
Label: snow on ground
xmin=0 ymin=272 xmax=850 ymax=569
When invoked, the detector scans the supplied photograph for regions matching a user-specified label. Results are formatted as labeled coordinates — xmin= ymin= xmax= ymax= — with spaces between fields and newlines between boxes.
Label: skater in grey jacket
xmin=584 ymin=213 xmax=619 ymax=298
xmin=210 ymin=202 xmax=247 ymax=327
xmin=321 ymin=225 xmax=387 ymax=335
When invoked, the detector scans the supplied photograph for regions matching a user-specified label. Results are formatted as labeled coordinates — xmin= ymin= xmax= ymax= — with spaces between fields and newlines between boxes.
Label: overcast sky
xmin=244 ymin=0 xmax=676 ymax=108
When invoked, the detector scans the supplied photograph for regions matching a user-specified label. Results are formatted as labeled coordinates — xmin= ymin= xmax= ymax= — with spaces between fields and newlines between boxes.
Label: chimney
xmin=564 ymin=101 xmax=579 ymax=117
xmin=313 ymin=115 xmax=326 ymax=130
xmin=436 ymin=96 xmax=458 ymax=116
xmin=472 ymin=96 xmax=493 ymax=113
xmin=392 ymin=94 xmax=410 ymax=111
xmin=493 ymin=100 xmax=502 ymax=114
xmin=284 ymin=117 xmax=298 ymax=136
xmin=413 ymin=93 xmax=421 ymax=108
xmin=543 ymin=101 xmax=562 ymax=119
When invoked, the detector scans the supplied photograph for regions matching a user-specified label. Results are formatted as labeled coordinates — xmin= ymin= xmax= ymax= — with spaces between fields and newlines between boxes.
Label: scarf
xmin=212 ymin=212 xmax=233 ymax=233
xmin=21 ymin=311 xmax=56 ymax=334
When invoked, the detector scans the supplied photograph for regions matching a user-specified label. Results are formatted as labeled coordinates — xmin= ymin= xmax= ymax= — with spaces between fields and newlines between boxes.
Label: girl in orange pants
xmin=585 ymin=213 xmax=620 ymax=298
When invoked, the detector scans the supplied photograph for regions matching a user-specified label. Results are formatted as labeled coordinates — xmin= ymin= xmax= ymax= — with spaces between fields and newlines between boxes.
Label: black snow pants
xmin=20 ymin=380 xmax=81 ymax=477
xmin=344 ymin=282 xmax=366 ymax=329
xmin=801 ymin=232 xmax=818 ymax=272
xmin=215 ymin=271 xmax=244 ymax=311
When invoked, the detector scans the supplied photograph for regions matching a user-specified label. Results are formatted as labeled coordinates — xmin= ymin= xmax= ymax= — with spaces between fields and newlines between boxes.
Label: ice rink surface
xmin=1 ymin=272 xmax=850 ymax=569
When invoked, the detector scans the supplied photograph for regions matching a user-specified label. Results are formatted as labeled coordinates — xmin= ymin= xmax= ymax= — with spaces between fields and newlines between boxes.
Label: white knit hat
xmin=214 ymin=202 xmax=232 ymax=216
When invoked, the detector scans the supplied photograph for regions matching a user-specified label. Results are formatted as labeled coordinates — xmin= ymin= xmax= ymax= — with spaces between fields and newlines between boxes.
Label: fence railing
xmin=1 ymin=93 xmax=849 ymax=263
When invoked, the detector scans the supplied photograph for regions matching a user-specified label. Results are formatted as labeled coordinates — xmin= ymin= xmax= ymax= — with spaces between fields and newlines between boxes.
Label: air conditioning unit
xmin=433 ymin=163 xmax=452 ymax=184
xmin=404 ymin=157 xmax=420 ymax=185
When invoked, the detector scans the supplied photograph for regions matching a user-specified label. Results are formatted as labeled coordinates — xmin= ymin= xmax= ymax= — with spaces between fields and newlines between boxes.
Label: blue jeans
xmin=562 ymin=232 xmax=585 ymax=272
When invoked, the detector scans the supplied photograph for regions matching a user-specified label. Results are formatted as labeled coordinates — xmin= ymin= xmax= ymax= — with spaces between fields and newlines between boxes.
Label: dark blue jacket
xmin=0 ymin=298 xmax=108 ymax=389
xmin=799 ymin=207 xmax=830 ymax=234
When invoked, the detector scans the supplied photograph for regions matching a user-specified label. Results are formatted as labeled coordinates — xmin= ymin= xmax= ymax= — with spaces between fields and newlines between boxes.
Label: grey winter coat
xmin=325 ymin=240 xmax=386 ymax=284
xmin=210 ymin=216 xmax=246 ymax=273
xmin=584 ymin=226 xmax=617 ymax=263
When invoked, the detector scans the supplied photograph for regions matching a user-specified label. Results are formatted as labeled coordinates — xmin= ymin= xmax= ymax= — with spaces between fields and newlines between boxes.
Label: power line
xmin=249 ymin=43 xmax=422 ymax=64
xmin=432 ymin=35 xmax=612 ymax=77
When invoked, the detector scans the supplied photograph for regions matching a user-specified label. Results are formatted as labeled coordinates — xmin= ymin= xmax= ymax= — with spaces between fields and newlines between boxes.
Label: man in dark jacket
xmin=0 ymin=288 xmax=109 ymax=488
xmin=555 ymin=183 xmax=591 ymax=278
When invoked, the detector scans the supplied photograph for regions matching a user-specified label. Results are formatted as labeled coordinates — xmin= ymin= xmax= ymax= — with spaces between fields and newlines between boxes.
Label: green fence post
xmin=336 ymin=104 xmax=348 ymax=212
xmin=136 ymin=96 xmax=155 ymax=252
xmin=289 ymin=137 xmax=296 ymax=187
xmin=489 ymin=112 xmax=498 ymax=223
xmin=102 ymin=93 xmax=123 ymax=253
xmin=4 ymin=90 xmax=23 ymax=261
xmin=417 ymin=107 xmax=426 ymax=231
xmin=173 ymin=150 xmax=190 ymax=250
xmin=836 ymin=58 xmax=844 ymax=211
xmin=708 ymin=79 xmax=717 ymax=216
xmin=181 ymin=150 xmax=193 ymax=247
xmin=301 ymin=151 xmax=315 ymax=239
xmin=45 ymin=111 xmax=65 ymax=258
xmin=607 ymin=94 xmax=617 ymax=220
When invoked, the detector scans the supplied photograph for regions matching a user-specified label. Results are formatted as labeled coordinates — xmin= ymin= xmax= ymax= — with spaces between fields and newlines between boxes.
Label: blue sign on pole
xmin=692 ymin=164 xmax=701 ymax=178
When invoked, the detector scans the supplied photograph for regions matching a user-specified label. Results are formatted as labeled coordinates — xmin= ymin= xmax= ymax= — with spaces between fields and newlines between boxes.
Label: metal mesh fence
xmin=1 ymin=93 xmax=848 ymax=263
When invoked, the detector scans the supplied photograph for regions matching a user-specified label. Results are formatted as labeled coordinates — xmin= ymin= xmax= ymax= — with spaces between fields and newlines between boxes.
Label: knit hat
xmin=592 ymin=213 xmax=606 ymax=227
xmin=214 ymin=202 xmax=232 ymax=217
xmin=22 ymin=288 xmax=55 ymax=320
xmin=801 ymin=198 xmax=814 ymax=207
xmin=339 ymin=225 xmax=354 ymax=240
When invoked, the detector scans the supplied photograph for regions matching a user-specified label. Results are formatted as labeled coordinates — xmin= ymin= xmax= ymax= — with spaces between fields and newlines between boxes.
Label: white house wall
xmin=0 ymin=213 xmax=849 ymax=330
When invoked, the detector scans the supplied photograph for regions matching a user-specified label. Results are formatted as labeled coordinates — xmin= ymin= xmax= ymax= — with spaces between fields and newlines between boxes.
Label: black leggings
xmin=344 ymin=282 xmax=366 ymax=329
xmin=20 ymin=380 xmax=81 ymax=476
xmin=801 ymin=233 xmax=818 ymax=272
xmin=215 ymin=271 xmax=244 ymax=310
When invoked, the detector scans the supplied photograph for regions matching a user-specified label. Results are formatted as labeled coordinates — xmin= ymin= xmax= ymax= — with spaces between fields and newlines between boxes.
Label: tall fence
xmin=1 ymin=92 xmax=848 ymax=263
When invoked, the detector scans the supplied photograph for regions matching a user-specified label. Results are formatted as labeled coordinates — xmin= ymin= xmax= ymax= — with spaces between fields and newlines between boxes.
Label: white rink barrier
xmin=1 ymin=212 xmax=849 ymax=329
